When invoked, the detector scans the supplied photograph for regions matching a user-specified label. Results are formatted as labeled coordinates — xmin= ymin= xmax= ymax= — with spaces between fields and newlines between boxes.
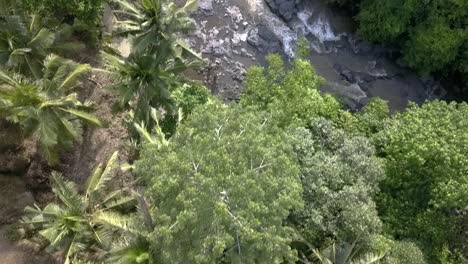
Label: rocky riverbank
xmin=190 ymin=0 xmax=445 ymax=111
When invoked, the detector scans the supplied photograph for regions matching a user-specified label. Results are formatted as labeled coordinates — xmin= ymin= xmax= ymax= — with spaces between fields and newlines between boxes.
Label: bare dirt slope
xmin=59 ymin=74 xmax=130 ymax=186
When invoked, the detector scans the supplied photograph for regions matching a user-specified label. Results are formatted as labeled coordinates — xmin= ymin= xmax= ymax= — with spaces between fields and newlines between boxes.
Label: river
xmin=190 ymin=0 xmax=437 ymax=111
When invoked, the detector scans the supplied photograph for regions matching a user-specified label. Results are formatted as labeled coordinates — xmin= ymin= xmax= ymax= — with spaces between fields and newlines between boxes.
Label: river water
xmin=191 ymin=0 xmax=433 ymax=111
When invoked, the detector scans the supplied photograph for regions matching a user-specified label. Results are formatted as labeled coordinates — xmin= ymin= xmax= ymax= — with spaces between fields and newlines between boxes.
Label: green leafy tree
xmin=291 ymin=118 xmax=384 ymax=246
xmin=157 ymin=82 xmax=213 ymax=135
xmin=353 ymin=98 xmax=390 ymax=137
xmin=22 ymin=0 xmax=104 ymax=26
xmin=376 ymin=100 xmax=468 ymax=261
xmin=402 ymin=19 xmax=465 ymax=73
xmin=0 ymin=55 xmax=100 ymax=164
xmin=171 ymin=83 xmax=212 ymax=117
xmin=241 ymin=54 xmax=350 ymax=128
xmin=23 ymin=152 xmax=134 ymax=264
xmin=357 ymin=0 xmax=418 ymax=42
xmin=0 ymin=9 xmax=84 ymax=79
xmin=382 ymin=240 xmax=427 ymax=264
xmin=136 ymin=102 xmax=303 ymax=263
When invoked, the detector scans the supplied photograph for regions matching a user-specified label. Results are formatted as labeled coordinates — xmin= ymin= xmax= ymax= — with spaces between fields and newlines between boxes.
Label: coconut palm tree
xmin=99 ymin=200 xmax=154 ymax=264
xmin=0 ymin=54 xmax=100 ymax=164
xmin=103 ymin=0 xmax=204 ymax=133
xmin=0 ymin=8 xmax=84 ymax=79
xmin=102 ymin=47 xmax=178 ymax=129
xmin=23 ymin=151 xmax=135 ymax=264
xmin=300 ymin=240 xmax=386 ymax=264
xmin=111 ymin=0 xmax=200 ymax=57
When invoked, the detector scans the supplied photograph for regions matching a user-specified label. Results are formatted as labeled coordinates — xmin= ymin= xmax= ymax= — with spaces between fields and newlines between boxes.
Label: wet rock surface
xmin=265 ymin=0 xmax=301 ymax=22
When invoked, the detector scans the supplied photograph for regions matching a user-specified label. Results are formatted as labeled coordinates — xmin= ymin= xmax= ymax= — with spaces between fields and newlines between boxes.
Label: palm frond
xmin=59 ymin=63 xmax=92 ymax=91
xmin=351 ymin=251 xmax=386 ymax=264
xmin=85 ymin=151 xmax=119 ymax=198
xmin=50 ymin=171 xmax=83 ymax=212
xmin=60 ymin=108 xmax=102 ymax=126
xmin=95 ymin=211 xmax=136 ymax=234
xmin=0 ymin=69 xmax=21 ymax=85
xmin=28 ymin=28 xmax=55 ymax=54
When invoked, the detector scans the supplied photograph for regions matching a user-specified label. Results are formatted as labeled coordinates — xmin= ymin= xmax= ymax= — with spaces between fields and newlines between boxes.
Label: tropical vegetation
xmin=0 ymin=55 xmax=100 ymax=164
xmin=0 ymin=0 xmax=465 ymax=264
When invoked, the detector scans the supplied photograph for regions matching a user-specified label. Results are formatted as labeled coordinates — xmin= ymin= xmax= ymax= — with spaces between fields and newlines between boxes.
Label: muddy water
xmin=191 ymin=0 xmax=431 ymax=111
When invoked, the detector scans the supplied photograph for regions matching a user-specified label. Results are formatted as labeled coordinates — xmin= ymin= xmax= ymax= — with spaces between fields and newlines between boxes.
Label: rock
xmin=247 ymin=28 xmax=260 ymax=47
xmin=359 ymin=82 xmax=372 ymax=92
xmin=426 ymin=82 xmax=447 ymax=99
xmin=202 ymin=28 xmax=231 ymax=56
xmin=198 ymin=0 xmax=213 ymax=13
xmin=333 ymin=63 xmax=376 ymax=84
xmin=247 ymin=25 xmax=282 ymax=53
xmin=325 ymin=82 xmax=368 ymax=111
xmin=334 ymin=64 xmax=357 ymax=83
xmin=353 ymin=72 xmax=376 ymax=83
xmin=265 ymin=0 xmax=300 ymax=22
xmin=347 ymin=35 xmax=373 ymax=54
xmin=365 ymin=60 xmax=387 ymax=77
xmin=226 ymin=6 xmax=243 ymax=24
xmin=232 ymin=30 xmax=248 ymax=47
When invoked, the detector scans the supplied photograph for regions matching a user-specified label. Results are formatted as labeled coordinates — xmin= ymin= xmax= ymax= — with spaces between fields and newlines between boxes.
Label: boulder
xmin=265 ymin=0 xmax=300 ymax=22
xmin=333 ymin=63 xmax=377 ymax=84
xmin=247 ymin=25 xmax=282 ymax=53
xmin=324 ymin=82 xmax=368 ymax=111
xmin=198 ymin=0 xmax=213 ymax=13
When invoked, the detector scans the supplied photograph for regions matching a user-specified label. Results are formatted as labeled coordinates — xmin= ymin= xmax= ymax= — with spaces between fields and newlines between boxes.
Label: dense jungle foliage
xmin=0 ymin=0 xmax=466 ymax=263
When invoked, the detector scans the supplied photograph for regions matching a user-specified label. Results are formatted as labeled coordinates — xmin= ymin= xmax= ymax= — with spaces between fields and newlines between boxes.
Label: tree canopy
xmin=376 ymin=100 xmax=468 ymax=260
xmin=136 ymin=102 xmax=303 ymax=263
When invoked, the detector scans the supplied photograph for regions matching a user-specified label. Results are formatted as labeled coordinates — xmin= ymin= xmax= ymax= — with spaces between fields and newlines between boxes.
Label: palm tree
xmin=103 ymin=0 xmax=204 ymax=132
xmin=111 ymin=0 xmax=200 ymax=57
xmin=102 ymin=47 xmax=178 ymax=129
xmin=0 ymin=9 xmax=84 ymax=79
xmin=0 ymin=54 xmax=100 ymax=164
xmin=99 ymin=202 xmax=154 ymax=264
xmin=300 ymin=240 xmax=386 ymax=264
xmin=23 ymin=151 xmax=135 ymax=264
